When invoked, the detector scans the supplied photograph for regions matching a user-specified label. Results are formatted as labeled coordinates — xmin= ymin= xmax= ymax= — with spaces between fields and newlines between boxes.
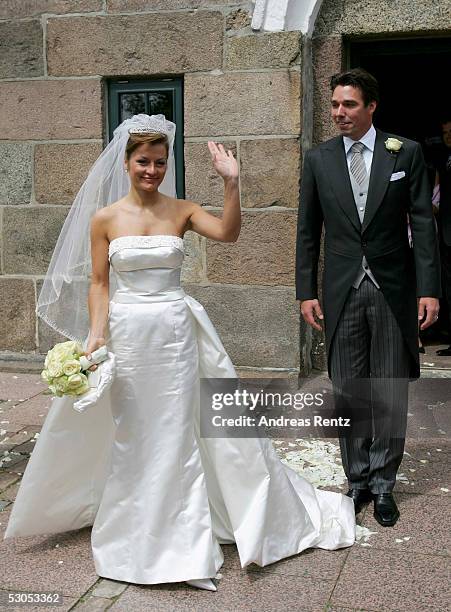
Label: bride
xmin=4 ymin=114 xmax=355 ymax=591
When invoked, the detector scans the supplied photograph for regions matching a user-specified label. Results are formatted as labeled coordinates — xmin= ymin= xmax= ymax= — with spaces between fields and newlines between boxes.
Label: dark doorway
xmin=348 ymin=37 xmax=451 ymax=172
xmin=348 ymin=37 xmax=451 ymax=345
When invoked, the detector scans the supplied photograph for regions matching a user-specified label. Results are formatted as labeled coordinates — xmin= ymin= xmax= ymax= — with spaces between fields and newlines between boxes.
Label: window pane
xmin=148 ymin=91 xmax=173 ymax=121
xmin=120 ymin=93 xmax=146 ymax=121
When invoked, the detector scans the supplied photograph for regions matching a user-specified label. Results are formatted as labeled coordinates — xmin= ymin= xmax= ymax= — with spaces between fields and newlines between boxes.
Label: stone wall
xmin=0 ymin=0 xmax=302 ymax=372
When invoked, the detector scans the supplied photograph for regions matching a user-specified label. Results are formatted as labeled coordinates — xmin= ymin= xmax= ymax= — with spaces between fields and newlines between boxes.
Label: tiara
xmin=127 ymin=114 xmax=170 ymax=136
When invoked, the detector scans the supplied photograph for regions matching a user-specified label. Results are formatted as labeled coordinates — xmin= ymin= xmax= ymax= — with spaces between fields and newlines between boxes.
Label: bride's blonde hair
xmin=125 ymin=133 xmax=169 ymax=159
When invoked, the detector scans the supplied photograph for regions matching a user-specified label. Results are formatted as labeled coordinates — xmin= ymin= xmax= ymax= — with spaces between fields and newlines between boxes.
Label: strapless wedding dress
xmin=5 ymin=235 xmax=355 ymax=584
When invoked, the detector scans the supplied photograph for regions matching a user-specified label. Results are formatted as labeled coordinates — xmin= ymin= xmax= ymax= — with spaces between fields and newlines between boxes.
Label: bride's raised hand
xmin=208 ymin=141 xmax=238 ymax=181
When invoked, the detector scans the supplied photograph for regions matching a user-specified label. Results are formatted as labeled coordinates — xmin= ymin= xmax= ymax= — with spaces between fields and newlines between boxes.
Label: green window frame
xmin=107 ymin=79 xmax=184 ymax=198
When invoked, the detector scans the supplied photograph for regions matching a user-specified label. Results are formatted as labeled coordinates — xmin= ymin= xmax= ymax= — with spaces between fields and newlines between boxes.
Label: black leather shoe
xmin=346 ymin=489 xmax=373 ymax=514
xmin=436 ymin=346 xmax=451 ymax=356
xmin=373 ymin=493 xmax=400 ymax=527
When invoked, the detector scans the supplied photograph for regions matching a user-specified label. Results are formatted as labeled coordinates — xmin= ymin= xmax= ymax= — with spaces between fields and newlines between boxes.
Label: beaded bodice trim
xmin=108 ymin=235 xmax=184 ymax=259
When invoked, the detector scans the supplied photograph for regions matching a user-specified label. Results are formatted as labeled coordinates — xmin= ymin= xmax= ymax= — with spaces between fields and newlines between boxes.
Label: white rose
xmin=48 ymin=383 xmax=60 ymax=396
xmin=41 ymin=369 xmax=53 ymax=384
xmin=385 ymin=138 xmax=403 ymax=152
xmin=65 ymin=341 xmax=83 ymax=356
xmin=74 ymin=381 xmax=90 ymax=396
xmin=62 ymin=359 xmax=82 ymax=376
xmin=49 ymin=341 xmax=83 ymax=363
xmin=53 ymin=376 xmax=69 ymax=396
xmin=67 ymin=372 xmax=89 ymax=392
xmin=47 ymin=359 xmax=64 ymax=379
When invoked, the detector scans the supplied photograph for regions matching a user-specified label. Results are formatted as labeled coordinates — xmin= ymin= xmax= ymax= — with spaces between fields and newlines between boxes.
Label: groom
xmin=296 ymin=68 xmax=441 ymax=526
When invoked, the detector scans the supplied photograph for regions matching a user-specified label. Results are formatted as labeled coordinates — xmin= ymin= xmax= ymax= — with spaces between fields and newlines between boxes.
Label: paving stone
xmin=0 ymin=513 xmax=98 ymax=598
xmin=0 ymin=142 xmax=32 ymax=206
xmin=3 ymin=596 xmax=80 ymax=612
xmin=359 ymin=492 xmax=450 ymax=557
xmin=3 ymin=206 xmax=69 ymax=275
xmin=0 ymin=472 xmax=21 ymax=493
xmin=206 ymin=211 xmax=297 ymax=286
xmin=220 ymin=542 xmax=349 ymax=580
xmin=109 ymin=570 xmax=335 ymax=611
xmin=0 ymin=279 xmax=36 ymax=353
xmin=0 ymin=452 xmax=28 ymax=470
xmin=331 ymin=546 xmax=450 ymax=611
xmin=0 ymin=426 xmax=24 ymax=441
xmin=240 ymin=138 xmax=300 ymax=209
xmin=0 ymin=0 xmax=102 ymax=18
xmin=406 ymin=378 xmax=451 ymax=438
xmin=184 ymin=140 xmax=237 ymax=208
xmin=0 ymin=373 xmax=46 ymax=403
xmin=185 ymin=71 xmax=301 ymax=137
xmin=0 ymin=80 xmax=102 ymax=140
xmin=1 ymin=394 xmax=52 ymax=428
xmin=0 ymin=20 xmax=43 ymax=79
xmin=0 ymin=481 xmax=20 ymax=502
xmin=73 ymin=595 xmax=115 ymax=611
xmin=227 ymin=32 xmax=300 ymax=70
xmin=5 ymin=457 xmax=29 ymax=475
xmin=184 ymin=283 xmax=299 ymax=369
xmin=6 ymin=438 xmax=36 ymax=454
xmin=35 ymin=143 xmax=102 ymax=205
xmin=405 ymin=437 xmax=451 ymax=460
xmin=326 ymin=607 xmax=373 ymax=612
xmin=47 ymin=12 xmax=223 ymax=76
xmin=1 ymin=426 xmax=41 ymax=439
xmin=91 ymin=578 xmax=128 ymax=598
xmin=396 ymin=453 xmax=451 ymax=496
xmin=0 ymin=427 xmax=41 ymax=454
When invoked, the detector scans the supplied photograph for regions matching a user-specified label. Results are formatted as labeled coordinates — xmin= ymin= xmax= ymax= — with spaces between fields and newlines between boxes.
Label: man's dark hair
xmin=330 ymin=68 xmax=380 ymax=106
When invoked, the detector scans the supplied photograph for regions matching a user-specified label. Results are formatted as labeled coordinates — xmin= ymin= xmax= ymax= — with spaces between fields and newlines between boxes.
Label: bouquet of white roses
xmin=41 ymin=341 xmax=108 ymax=398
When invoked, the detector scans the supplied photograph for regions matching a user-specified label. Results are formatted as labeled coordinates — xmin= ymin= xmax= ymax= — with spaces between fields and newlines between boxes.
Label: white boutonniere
xmin=385 ymin=138 xmax=403 ymax=153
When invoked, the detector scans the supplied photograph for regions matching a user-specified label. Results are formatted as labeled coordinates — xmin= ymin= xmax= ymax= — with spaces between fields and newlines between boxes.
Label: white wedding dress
xmin=5 ymin=235 xmax=355 ymax=584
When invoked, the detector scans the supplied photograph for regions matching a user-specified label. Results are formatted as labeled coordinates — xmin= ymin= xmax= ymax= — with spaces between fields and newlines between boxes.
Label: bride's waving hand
xmin=186 ymin=141 xmax=241 ymax=242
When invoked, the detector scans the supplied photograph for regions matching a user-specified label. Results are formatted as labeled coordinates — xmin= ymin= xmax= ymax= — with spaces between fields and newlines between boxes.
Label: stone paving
xmin=0 ymin=369 xmax=449 ymax=612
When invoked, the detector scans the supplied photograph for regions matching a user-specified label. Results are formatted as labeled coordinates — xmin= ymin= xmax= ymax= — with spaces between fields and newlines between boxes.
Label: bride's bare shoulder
xmin=90 ymin=199 xmax=127 ymax=240
xmin=173 ymin=196 xmax=200 ymax=215
xmin=91 ymin=199 xmax=125 ymax=224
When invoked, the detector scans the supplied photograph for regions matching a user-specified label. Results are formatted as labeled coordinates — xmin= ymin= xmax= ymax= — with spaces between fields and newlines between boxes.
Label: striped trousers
xmin=330 ymin=277 xmax=410 ymax=493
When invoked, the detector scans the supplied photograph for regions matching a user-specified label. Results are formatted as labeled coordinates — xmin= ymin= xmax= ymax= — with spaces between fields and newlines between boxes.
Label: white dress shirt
xmin=343 ymin=124 xmax=376 ymax=174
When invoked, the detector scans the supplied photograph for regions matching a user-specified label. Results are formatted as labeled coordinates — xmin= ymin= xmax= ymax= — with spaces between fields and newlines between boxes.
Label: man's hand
xmin=300 ymin=299 xmax=324 ymax=331
xmin=418 ymin=297 xmax=440 ymax=330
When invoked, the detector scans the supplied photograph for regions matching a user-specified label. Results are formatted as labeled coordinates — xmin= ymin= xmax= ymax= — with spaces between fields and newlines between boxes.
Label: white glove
xmin=73 ymin=352 xmax=116 ymax=413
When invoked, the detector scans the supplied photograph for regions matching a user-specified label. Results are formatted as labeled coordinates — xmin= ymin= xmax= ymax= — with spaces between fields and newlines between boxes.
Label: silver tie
xmin=350 ymin=141 xmax=367 ymax=185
